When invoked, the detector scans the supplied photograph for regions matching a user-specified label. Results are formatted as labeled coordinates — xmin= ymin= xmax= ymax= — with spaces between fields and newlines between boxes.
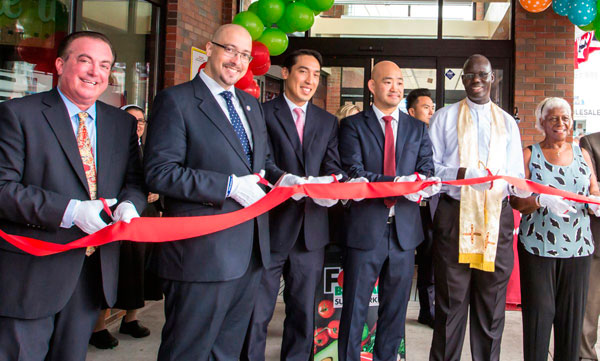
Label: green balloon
xmin=305 ymin=0 xmax=335 ymax=12
xmin=283 ymin=2 xmax=314 ymax=32
xmin=248 ymin=2 xmax=259 ymax=13
xmin=233 ymin=11 xmax=264 ymax=40
xmin=276 ymin=15 xmax=296 ymax=33
xmin=257 ymin=0 xmax=286 ymax=26
xmin=257 ymin=28 xmax=288 ymax=56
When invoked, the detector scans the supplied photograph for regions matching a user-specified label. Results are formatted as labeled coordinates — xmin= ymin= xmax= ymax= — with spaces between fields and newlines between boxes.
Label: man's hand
xmin=465 ymin=168 xmax=493 ymax=192
xmin=422 ymin=176 xmax=442 ymax=197
xmin=148 ymin=193 xmax=159 ymax=203
xmin=112 ymin=202 xmax=140 ymax=223
xmin=344 ymin=177 xmax=369 ymax=203
xmin=538 ymin=194 xmax=576 ymax=217
xmin=395 ymin=174 xmax=427 ymax=202
xmin=508 ymin=184 xmax=532 ymax=198
xmin=72 ymin=198 xmax=117 ymax=234
xmin=307 ymin=174 xmax=342 ymax=207
xmin=229 ymin=173 xmax=267 ymax=207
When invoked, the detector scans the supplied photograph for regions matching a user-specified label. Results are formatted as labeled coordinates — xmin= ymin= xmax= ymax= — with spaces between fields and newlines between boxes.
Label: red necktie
xmin=382 ymin=115 xmax=396 ymax=208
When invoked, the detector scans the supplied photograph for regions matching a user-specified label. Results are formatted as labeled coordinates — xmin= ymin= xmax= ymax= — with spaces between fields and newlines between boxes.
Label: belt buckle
xmin=387 ymin=216 xmax=394 ymax=224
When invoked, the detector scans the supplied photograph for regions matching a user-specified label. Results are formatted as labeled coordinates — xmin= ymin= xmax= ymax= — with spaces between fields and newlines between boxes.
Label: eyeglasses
xmin=211 ymin=41 xmax=253 ymax=64
xmin=462 ymin=71 xmax=492 ymax=81
xmin=137 ymin=118 xmax=147 ymax=124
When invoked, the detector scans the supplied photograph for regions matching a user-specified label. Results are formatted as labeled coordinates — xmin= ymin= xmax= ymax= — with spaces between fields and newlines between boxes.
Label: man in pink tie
xmin=242 ymin=49 xmax=344 ymax=361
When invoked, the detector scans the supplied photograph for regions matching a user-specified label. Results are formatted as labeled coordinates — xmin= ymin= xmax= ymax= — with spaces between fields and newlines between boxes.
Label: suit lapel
xmin=95 ymin=102 xmax=117 ymax=196
xmin=395 ymin=112 xmax=410 ymax=173
xmin=236 ymin=89 xmax=263 ymax=172
xmin=302 ymin=103 xmax=318 ymax=170
xmin=42 ymin=89 xmax=90 ymax=194
xmin=364 ymin=108 xmax=384 ymax=151
xmin=194 ymin=77 xmax=251 ymax=171
xmin=274 ymin=96 xmax=304 ymax=167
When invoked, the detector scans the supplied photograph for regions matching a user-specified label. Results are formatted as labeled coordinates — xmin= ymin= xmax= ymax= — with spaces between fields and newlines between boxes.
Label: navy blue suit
xmin=0 ymin=89 xmax=146 ymax=361
xmin=338 ymin=108 xmax=433 ymax=361
xmin=144 ymin=74 xmax=274 ymax=361
xmin=243 ymin=95 xmax=344 ymax=361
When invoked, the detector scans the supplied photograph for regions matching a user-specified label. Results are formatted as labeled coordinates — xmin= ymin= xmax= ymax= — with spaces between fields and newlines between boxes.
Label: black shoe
xmin=89 ymin=329 xmax=119 ymax=349
xmin=417 ymin=316 xmax=435 ymax=329
xmin=119 ymin=320 xmax=151 ymax=338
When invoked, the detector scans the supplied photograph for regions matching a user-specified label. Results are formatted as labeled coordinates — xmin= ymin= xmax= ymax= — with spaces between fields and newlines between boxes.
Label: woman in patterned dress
xmin=510 ymin=97 xmax=600 ymax=361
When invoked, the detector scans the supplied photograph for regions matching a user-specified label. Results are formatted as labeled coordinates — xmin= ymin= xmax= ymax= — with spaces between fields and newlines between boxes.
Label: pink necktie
xmin=293 ymin=107 xmax=304 ymax=144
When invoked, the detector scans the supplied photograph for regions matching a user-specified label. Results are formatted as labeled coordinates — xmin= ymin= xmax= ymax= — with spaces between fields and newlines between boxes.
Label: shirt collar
xmin=57 ymin=87 xmax=96 ymax=121
xmin=466 ymin=97 xmax=492 ymax=112
xmin=283 ymin=93 xmax=308 ymax=114
xmin=199 ymin=69 xmax=238 ymax=103
xmin=372 ymin=104 xmax=399 ymax=122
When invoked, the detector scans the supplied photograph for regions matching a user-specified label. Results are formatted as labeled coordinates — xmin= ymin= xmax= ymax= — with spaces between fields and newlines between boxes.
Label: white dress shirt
xmin=429 ymin=97 xmax=525 ymax=200
xmin=372 ymin=105 xmax=400 ymax=216
xmin=199 ymin=69 xmax=253 ymax=149
xmin=283 ymin=93 xmax=308 ymax=124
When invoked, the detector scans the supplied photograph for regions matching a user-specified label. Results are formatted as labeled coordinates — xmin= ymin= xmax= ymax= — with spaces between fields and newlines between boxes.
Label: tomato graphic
xmin=327 ymin=320 xmax=340 ymax=339
xmin=338 ymin=270 xmax=344 ymax=289
xmin=360 ymin=352 xmax=373 ymax=361
xmin=318 ymin=299 xmax=334 ymax=319
xmin=314 ymin=327 xmax=329 ymax=347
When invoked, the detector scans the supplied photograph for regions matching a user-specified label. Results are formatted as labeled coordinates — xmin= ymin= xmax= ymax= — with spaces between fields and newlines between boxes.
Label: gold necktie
xmin=77 ymin=112 xmax=97 ymax=256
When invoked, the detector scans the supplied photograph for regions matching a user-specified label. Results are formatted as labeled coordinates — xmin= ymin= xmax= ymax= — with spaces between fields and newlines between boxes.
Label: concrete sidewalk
xmin=86 ymin=299 xmax=532 ymax=361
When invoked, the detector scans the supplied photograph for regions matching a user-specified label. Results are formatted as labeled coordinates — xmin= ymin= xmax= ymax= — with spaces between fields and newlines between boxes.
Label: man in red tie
xmin=337 ymin=60 xmax=440 ymax=361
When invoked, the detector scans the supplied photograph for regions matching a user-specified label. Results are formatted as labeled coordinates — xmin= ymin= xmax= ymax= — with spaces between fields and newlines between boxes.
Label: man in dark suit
xmin=144 ymin=24 xmax=277 ymax=361
xmin=243 ymin=49 xmax=344 ymax=361
xmin=0 ymin=31 xmax=146 ymax=361
xmin=338 ymin=60 xmax=440 ymax=361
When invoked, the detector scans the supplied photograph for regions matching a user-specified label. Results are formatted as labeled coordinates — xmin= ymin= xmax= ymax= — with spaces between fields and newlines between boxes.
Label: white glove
xmin=306 ymin=174 xmax=342 ymax=207
xmin=465 ymin=168 xmax=493 ymax=192
xmin=228 ymin=172 xmax=267 ymax=207
xmin=422 ymin=176 xmax=442 ymax=197
xmin=508 ymin=183 xmax=533 ymax=198
xmin=395 ymin=174 xmax=427 ymax=202
xmin=588 ymin=195 xmax=600 ymax=217
xmin=72 ymin=198 xmax=117 ymax=234
xmin=538 ymin=194 xmax=576 ymax=218
xmin=112 ymin=202 xmax=140 ymax=223
xmin=344 ymin=177 xmax=369 ymax=203
xmin=276 ymin=173 xmax=307 ymax=200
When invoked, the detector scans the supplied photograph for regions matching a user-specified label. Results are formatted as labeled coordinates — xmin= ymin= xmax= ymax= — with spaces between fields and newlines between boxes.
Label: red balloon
xmin=235 ymin=69 xmax=255 ymax=89
xmin=250 ymin=41 xmax=270 ymax=75
xmin=241 ymin=80 xmax=260 ymax=99
xmin=197 ymin=62 xmax=207 ymax=74
xmin=251 ymin=57 xmax=271 ymax=76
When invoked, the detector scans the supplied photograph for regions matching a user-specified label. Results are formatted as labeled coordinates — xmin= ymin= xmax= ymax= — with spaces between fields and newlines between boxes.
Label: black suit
xmin=243 ymin=95 xmax=344 ymax=361
xmin=338 ymin=108 xmax=433 ymax=361
xmin=0 ymin=89 xmax=145 ymax=361
xmin=144 ymin=74 xmax=273 ymax=360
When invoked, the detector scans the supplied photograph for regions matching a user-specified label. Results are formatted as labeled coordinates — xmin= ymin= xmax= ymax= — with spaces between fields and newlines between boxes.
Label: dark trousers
xmin=580 ymin=254 xmax=600 ymax=360
xmin=429 ymin=195 xmax=514 ymax=361
xmin=157 ymin=248 xmax=262 ymax=361
xmin=339 ymin=223 xmax=415 ymax=361
xmin=417 ymin=203 xmax=435 ymax=321
xmin=0 ymin=253 xmax=103 ymax=361
xmin=242 ymin=230 xmax=325 ymax=361
xmin=519 ymin=242 xmax=591 ymax=361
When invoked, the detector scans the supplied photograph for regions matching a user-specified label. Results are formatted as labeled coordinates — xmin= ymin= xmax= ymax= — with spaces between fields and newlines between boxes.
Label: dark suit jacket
xmin=339 ymin=108 xmax=434 ymax=251
xmin=144 ymin=75 xmax=272 ymax=283
xmin=263 ymin=95 xmax=344 ymax=253
xmin=0 ymin=89 xmax=146 ymax=319
xmin=579 ymin=133 xmax=600 ymax=257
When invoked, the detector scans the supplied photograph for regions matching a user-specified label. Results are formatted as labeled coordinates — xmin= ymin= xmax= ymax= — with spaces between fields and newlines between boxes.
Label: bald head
xmin=368 ymin=61 xmax=404 ymax=114
xmin=204 ymin=24 xmax=253 ymax=89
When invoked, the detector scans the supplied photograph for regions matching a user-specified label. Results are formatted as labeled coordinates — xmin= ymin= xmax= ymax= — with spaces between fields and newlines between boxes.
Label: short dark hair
xmin=57 ymin=31 xmax=117 ymax=65
xmin=406 ymin=88 xmax=432 ymax=110
xmin=282 ymin=49 xmax=323 ymax=70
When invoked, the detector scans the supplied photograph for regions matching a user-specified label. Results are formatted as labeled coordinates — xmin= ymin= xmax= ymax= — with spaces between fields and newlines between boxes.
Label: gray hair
xmin=534 ymin=97 xmax=572 ymax=135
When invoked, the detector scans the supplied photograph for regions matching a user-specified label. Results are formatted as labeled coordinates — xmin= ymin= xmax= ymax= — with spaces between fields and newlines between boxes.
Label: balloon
xmin=250 ymin=41 xmax=270 ymax=75
xmin=257 ymin=28 xmax=289 ymax=56
xmin=568 ymin=0 xmax=597 ymax=26
xmin=248 ymin=1 xmax=259 ymax=13
xmin=283 ymin=2 xmax=315 ymax=32
xmin=242 ymin=80 xmax=261 ymax=99
xmin=579 ymin=19 xmax=597 ymax=30
xmin=257 ymin=0 xmax=286 ymax=25
xmin=276 ymin=15 xmax=296 ymax=33
xmin=305 ymin=0 xmax=335 ymax=12
xmin=235 ymin=69 xmax=255 ymax=90
xmin=252 ymin=58 xmax=271 ymax=76
xmin=519 ymin=0 xmax=552 ymax=13
xmin=233 ymin=11 xmax=265 ymax=40
xmin=553 ymin=0 xmax=569 ymax=15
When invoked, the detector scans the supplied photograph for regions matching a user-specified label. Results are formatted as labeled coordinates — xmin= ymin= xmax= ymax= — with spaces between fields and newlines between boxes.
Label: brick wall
xmin=514 ymin=6 xmax=574 ymax=146
xmin=164 ymin=0 xmax=237 ymax=88
xmin=326 ymin=67 xmax=342 ymax=114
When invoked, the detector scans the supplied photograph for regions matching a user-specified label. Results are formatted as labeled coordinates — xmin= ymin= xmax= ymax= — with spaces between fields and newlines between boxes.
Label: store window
xmin=0 ymin=0 xmax=70 ymax=101
xmin=442 ymin=0 xmax=511 ymax=40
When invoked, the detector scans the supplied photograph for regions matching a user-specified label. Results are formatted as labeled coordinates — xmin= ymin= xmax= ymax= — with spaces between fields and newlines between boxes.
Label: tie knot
xmin=293 ymin=107 xmax=303 ymax=117
xmin=78 ymin=112 xmax=89 ymax=122
xmin=382 ymin=115 xmax=394 ymax=123
xmin=220 ymin=91 xmax=233 ymax=101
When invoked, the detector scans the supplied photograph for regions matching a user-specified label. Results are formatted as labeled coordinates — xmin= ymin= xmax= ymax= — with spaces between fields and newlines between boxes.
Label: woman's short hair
xmin=335 ymin=103 xmax=361 ymax=121
xmin=534 ymin=97 xmax=572 ymax=134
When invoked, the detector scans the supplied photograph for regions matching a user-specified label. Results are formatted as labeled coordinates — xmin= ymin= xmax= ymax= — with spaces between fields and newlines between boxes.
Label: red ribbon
xmin=2 ymin=175 xmax=598 ymax=256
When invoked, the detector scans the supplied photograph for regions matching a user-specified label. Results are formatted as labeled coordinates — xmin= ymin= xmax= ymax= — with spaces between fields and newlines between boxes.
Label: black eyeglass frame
xmin=211 ymin=41 xmax=254 ymax=63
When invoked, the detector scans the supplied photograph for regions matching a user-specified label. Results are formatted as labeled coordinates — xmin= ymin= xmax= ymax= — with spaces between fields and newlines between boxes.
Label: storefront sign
xmin=190 ymin=46 xmax=207 ymax=80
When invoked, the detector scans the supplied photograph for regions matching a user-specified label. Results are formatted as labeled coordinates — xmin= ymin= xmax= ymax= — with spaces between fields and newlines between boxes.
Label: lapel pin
xmin=246 ymin=105 xmax=251 ymax=111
